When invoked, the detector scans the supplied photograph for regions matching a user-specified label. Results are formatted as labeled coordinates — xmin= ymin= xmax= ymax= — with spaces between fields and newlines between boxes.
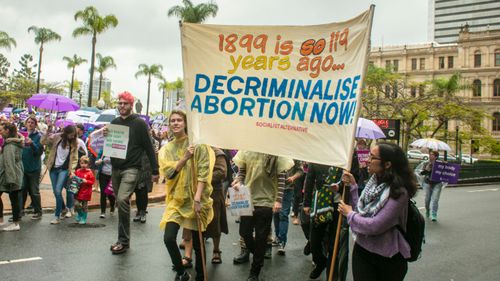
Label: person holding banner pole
xmin=231 ymin=151 xmax=293 ymax=281
xmin=159 ymin=110 xmax=215 ymax=281
xmin=338 ymin=142 xmax=417 ymax=281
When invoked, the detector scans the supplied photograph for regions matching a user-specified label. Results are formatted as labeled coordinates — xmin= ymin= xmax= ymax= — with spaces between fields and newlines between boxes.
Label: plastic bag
xmin=228 ymin=185 xmax=254 ymax=216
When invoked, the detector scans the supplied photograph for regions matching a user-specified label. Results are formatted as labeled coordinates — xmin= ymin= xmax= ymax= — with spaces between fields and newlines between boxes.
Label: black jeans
xmin=8 ymin=190 xmax=22 ymax=222
xmin=98 ymin=173 xmax=115 ymax=214
xmin=164 ymin=222 xmax=205 ymax=281
xmin=134 ymin=186 xmax=148 ymax=213
xmin=292 ymin=174 xmax=305 ymax=216
xmin=239 ymin=206 xmax=273 ymax=275
xmin=22 ymin=170 xmax=42 ymax=214
xmin=352 ymin=243 xmax=407 ymax=281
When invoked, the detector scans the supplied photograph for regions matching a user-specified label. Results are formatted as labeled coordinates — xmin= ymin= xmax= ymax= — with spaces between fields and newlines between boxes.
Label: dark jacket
xmin=110 ymin=114 xmax=159 ymax=175
xmin=303 ymin=163 xmax=343 ymax=208
xmin=0 ymin=136 xmax=25 ymax=192
xmin=22 ymin=130 xmax=43 ymax=173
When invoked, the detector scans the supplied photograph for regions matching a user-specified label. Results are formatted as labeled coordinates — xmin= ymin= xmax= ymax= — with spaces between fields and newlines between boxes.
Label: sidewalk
xmin=1 ymin=171 xmax=166 ymax=213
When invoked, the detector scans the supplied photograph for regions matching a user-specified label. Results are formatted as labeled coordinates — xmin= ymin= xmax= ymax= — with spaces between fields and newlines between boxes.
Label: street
xmin=1 ymin=184 xmax=500 ymax=281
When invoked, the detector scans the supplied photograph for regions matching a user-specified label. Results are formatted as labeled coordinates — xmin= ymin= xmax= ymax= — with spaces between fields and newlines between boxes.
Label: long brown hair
xmin=1 ymin=122 xmax=17 ymax=138
xmin=61 ymin=125 xmax=77 ymax=149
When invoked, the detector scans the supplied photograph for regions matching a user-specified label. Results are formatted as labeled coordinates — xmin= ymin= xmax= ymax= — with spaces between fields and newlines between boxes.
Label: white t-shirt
xmin=54 ymin=142 xmax=70 ymax=168
xmin=77 ymin=138 xmax=88 ymax=155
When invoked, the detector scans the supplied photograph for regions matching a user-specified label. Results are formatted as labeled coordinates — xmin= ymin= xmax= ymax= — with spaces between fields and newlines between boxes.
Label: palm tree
xmin=157 ymin=78 xmax=169 ymax=112
xmin=135 ymin=64 xmax=164 ymax=116
xmin=73 ymin=6 xmax=118 ymax=107
xmin=62 ymin=54 xmax=87 ymax=99
xmin=95 ymin=53 xmax=116 ymax=101
xmin=167 ymin=0 xmax=218 ymax=23
xmin=27 ymin=26 xmax=61 ymax=93
xmin=0 ymin=31 xmax=16 ymax=51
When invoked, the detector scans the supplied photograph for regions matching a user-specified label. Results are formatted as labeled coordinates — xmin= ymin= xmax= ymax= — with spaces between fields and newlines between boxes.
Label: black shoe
xmin=233 ymin=249 xmax=250 ymax=264
xmin=303 ymin=241 xmax=311 ymax=256
xmin=133 ymin=212 xmax=141 ymax=222
xmin=174 ymin=271 xmax=191 ymax=281
xmin=247 ymin=273 xmax=259 ymax=281
xmin=309 ymin=264 xmax=326 ymax=279
xmin=264 ymin=246 xmax=272 ymax=259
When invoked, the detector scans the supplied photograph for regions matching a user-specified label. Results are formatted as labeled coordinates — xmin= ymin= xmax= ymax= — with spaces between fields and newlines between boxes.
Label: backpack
xmin=397 ymin=199 xmax=425 ymax=262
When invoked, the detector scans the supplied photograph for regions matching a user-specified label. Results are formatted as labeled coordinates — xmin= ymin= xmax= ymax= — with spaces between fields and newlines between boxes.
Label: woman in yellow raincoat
xmin=159 ymin=110 xmax=214 ymax=281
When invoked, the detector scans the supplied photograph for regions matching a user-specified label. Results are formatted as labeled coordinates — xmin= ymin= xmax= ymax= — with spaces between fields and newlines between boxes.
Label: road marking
xmin=467 ymin=188 xmax=499 ymax=193
xmin=0 ymin=257 xmax=42 ymax=265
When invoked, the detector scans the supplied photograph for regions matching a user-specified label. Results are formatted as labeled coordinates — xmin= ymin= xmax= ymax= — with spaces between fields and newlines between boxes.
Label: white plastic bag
xmin=228 ymin=185 xmax=254 ymax=216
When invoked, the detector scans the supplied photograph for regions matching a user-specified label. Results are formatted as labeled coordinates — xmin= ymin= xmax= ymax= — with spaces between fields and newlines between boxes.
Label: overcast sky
xmin=0 ymin=0 xmax=429 ymax=112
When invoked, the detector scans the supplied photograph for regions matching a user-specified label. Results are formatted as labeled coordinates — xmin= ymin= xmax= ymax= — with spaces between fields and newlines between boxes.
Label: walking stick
xmin=190 ymin=157 xmax=208 ymax=281
xmin=328 ymin=183 xmax=347 ymax=281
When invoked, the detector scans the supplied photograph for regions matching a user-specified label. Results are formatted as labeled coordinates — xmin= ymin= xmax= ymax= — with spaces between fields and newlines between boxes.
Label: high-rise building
xmin=79 ymin=78 xmax=112 ymax=106
xmin=429 ymin=0 xmax=500 ymax=43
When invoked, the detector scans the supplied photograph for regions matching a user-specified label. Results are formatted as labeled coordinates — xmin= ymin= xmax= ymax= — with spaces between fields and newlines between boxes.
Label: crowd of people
xmin=0 ymin=91 xmax=438 ymax=281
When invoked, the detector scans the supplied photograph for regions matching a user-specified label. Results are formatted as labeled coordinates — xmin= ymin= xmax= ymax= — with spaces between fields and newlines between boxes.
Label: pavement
xmin=0 ymin=169 xmax=166 ymax=214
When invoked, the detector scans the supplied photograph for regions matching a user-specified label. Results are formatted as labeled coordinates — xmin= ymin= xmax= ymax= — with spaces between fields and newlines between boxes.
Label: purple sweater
xmin=347 ymin=184 xmax=411 ymax=258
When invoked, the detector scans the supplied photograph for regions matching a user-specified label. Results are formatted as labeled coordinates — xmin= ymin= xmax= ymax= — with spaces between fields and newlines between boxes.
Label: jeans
xmin=49 ymin=168 xmax=70 ymax=217
xmin=240 ymin=206 xmax=273 ymax=275
xmin=22 ymin=170 xmax=42 ymax=214
xmin=292 ymin=174 xmax=305 ymax=216
xmin=111 ymin=168 xmax=139 ymax=246
xmin=352 ymin=243 xmax=407 ymax=281
xmin=164 ymin=222 xmax=205 ymax=281
xmin=98 ymin=173 xmax=115 ymax=214
xmin=273 ymin=189 xmax=294 ymax=245
xmin=423 ymin=182 xmax=443 ymax=216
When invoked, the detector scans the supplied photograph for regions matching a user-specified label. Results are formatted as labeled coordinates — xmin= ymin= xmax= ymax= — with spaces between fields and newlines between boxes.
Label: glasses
xmin=118 ymin=102 xmax=129 ymax=106
xmin=369 ymin=154 xmax=382 ymax=161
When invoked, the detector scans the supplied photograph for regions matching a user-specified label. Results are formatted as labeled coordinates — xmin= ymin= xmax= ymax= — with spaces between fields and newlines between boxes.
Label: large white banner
xmin=181 ymin=7 xmax=374 ymax=169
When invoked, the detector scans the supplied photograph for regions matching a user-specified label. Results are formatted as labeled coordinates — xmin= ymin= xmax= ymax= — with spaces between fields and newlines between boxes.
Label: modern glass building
xmin=429 ymin=0 xmax=500 ymax=43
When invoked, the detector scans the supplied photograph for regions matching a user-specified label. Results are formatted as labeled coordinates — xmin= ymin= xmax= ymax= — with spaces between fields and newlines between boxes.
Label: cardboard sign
xmin=357 ymin=149 xmax=370 ymax=165
xmin=103 ymin=124 xmax=130 ymax=159
xmin=431 ymin=160 xmax=461 ymax=184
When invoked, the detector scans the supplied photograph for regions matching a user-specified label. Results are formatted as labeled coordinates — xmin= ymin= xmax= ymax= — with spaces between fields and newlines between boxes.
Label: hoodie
xmin=0 ymin=135 xmax=25 ymax=192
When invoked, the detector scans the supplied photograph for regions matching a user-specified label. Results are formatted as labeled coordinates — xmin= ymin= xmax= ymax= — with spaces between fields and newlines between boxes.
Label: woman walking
xmin=159 ymin=110 xmax=214 ymax=281
xmin=338 ymin=142 xmax=417 ymax=281
xmin=42 ymin=125 xmax=79 ymax=225
xmin=0 ymin=122 xmax=25 ymax=231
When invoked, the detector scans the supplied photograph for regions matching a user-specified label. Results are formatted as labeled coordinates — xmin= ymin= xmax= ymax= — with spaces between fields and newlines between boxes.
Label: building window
xmin=369 ymin=61 xmax=374 ymax=67
xmin=471 ymin=139 xmax=479 ymax=154
xmin=385 ymin=60 xmax=391 ymax=70
xmin=439 ymin=57 xmax=445 ymax=69
xmin=474 ymin=52 xmax=481 ymax=67
xmin=448 ymin=56 xmax=454 ymax=68
xmin=385 ymin=84 xmax=391 ymax=98
xmin=419 ymin=58 xmax=425 ymax=70
xmin=410 ymin=86 xmax=417 ymax=97
xmin=418 ymin=85 xmax=425 ymax=96
xmin=411 ymin=58 xmax=417 ymax=70
xmin=472 ymin=79 xmax=482 ymax=97
xmin=495 ymin=50 xmax=500 ymax=66
xmin=392 ymin=83 xmax=398 ymax=98
xmin=493 ymin=113 xmax=500 ymax=131
xmin=393 ymin=60 xmax=399 ymax=72
xmin=494 ymin=79 xmax=500 ymax=97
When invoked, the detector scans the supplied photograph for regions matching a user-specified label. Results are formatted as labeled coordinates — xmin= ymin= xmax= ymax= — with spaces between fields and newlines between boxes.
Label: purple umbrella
xmin=356 ymin=118 xmax=386 ymax=139
xmin=27 ymin=93 xmax=80 ymax=112
xmin=55 ymin=119 xmax=75 ymax=127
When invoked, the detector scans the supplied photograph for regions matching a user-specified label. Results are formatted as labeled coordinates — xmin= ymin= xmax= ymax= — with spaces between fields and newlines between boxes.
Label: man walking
xmin=108 ymin=91 xmax=159 ymax=255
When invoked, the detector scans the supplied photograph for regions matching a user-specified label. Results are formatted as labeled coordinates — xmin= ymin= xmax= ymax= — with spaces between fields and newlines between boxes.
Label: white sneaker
xmin=50 ymin=218 xmax=61 ymax=225
xmin=2 ymin=223 xmax=20 ymax=231
xmin=65 ymin=209 xmax=73 ymax=218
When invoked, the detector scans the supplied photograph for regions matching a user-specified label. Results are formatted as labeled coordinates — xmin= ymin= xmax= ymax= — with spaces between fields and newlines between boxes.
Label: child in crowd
xmin=74 ymin=156 xmax=95 ymax=224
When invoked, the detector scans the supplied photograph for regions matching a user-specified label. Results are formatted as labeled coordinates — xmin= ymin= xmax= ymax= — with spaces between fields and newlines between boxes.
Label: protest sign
xmin=228 ymin=185 xmax=254 ymax=216
xmin=431 ymin=160 xmax=461 ymax=184
xmin=2 ymin=107 xmax=12 ymax=118
xmin=181 ymin=7 xmax=374 ymax=169
xmin=103 ymin=124 xmax=129 ymax=159
xmin=357 ymin=149 xmax=370 ymax=165
xmin=87 ymin=128 xmax=106 ymax=157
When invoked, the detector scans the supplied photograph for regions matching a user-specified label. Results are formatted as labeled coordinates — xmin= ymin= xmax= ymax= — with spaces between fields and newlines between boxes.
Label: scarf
xmin=357 ymin=175 xmax=390 ymax=217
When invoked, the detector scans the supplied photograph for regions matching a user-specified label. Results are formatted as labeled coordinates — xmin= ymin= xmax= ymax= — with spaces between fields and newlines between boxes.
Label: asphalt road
xmin=1 ymin=184 xmax=499 ymax=281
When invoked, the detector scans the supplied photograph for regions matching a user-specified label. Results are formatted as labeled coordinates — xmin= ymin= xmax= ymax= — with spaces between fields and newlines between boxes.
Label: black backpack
xmin=397 ymin=199 xmax=425 ymax=262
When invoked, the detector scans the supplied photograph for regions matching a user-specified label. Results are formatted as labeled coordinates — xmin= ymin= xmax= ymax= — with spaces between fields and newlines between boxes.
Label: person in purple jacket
xmin=338 ymin=142 xmax=417 ymax=281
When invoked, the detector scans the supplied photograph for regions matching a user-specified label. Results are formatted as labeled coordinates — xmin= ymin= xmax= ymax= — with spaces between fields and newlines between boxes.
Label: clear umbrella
xmin=410 ymin=138 xmax=451 ymax=151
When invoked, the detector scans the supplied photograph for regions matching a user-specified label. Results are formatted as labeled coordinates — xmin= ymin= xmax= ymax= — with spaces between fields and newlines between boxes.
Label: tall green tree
xmin=62 ymin=54 xmax=87 ymax=99
xmin=95 ymin=53 xmax=116 ymax=101
xmin=10 ymin=54 xmax=37 ymax=107
xmin=157 ymin=78 xmax=168 ymax=112
xmin=73 ymin=6 xmax=118 ymax=107
xmin=135 ymin=64 xmax=164 ymax=116
xmin=168 ymin=0 xmax=218 ymax=23
xmin=0 ymin=31 xmax=16 ymax=51
xmin=28 ymin=26 xmax=61 ymax=93
xmin=169 ymin=77 xmax=184 ymax=102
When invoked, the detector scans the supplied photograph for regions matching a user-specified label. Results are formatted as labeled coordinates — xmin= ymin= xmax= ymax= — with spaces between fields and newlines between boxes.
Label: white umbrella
xmin=410 ymin=138 xmax=451 ymax=151
xmin=356 ymin=118 xmax=386 ymax=139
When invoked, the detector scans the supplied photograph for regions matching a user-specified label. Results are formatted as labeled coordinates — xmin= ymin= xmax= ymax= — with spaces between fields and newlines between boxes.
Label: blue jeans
xmin=273 ymin=189 xmax=294 ymax=245
xmin=423 ymin=182 xmax=443 ymax=216
xmin=49 ymin=167 xmax=72 ymax=217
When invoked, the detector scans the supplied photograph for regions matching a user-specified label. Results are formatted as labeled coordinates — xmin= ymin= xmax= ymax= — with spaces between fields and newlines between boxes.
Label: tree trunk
xmin=146 ymin=75 xmax=151 ymax=116
xmin=98 ymin=72 xmax=103 ymax=101
xmin=88 ymin=34 xmax=97 ymax=107
xmin=36 ymin=44 xmax=43 ymax=93
xmin=161 ymin=88 xmax=165 ymax=113
xmin=69 ymin=67 xmax=75 ymax=99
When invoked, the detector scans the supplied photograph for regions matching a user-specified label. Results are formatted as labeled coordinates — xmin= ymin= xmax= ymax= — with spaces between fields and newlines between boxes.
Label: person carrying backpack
xmin=338 ymin=142 xmax=418 ymax=281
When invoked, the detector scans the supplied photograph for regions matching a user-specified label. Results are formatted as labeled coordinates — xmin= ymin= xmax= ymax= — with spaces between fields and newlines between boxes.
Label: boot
xmin=75 ymin=210 xmax=82 ymax=222
xmin=233 ymin=248 xmax=250 ymax=264
xmin=79 ymin=212 xmax=87 ymax=225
